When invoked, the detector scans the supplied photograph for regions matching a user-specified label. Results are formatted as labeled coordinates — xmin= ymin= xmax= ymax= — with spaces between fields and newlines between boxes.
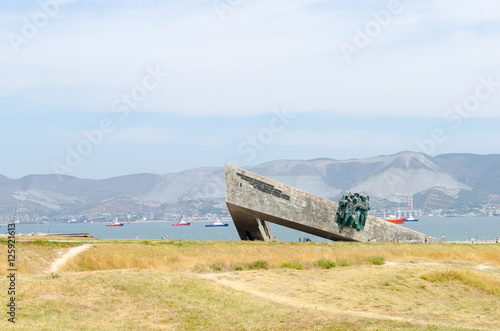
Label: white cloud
xmin=1 ymin=0 xmax=499 ymax=118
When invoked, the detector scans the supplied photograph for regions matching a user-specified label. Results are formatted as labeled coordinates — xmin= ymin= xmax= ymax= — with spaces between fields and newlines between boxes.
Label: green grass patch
xmin=211 ymin=264 xmax=222 ymax=271
xmin=21 ymin=239 xmax=79 ymax=248
xmin=313 ymin=258 xmax=336 ymax=269
xmin=248 ymin=260 xmax=269 ymax=270
xmin=281 ymin=262 xmax=305 ymax=270
xmin=337 ymin=259 xmax=352 ymax=267
xmin=368 ymin=256 xmax=385 ymax=265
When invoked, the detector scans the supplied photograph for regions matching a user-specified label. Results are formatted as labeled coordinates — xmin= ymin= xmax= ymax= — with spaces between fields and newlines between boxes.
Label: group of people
xmin=470 ymin=235 xmax=499 ymax=243
xmin=335 ymin=192 xmax=370 ymax=232
xmin=442 ymin=233 xmax=500 ymax=243
xmin=299 ymin=237 xmax=312 ymax=242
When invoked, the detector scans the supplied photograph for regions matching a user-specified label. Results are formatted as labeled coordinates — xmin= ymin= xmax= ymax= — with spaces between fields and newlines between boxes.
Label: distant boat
xmin=172 ymin=220 xmax=190 ymax=226
xmin=205 ymin=219 xmax=229 ymax=227
xmin=406 ymin=216 xmax=419 ymax=222
xmin=106 ymin=219 xmax=124 ymax=227
xmin=387 ymin=218 xmax=406 ymax=224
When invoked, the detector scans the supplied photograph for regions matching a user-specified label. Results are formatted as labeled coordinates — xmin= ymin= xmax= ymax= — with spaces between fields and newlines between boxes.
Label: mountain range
xmin=1 ymin=152 xmax=499 ymax=217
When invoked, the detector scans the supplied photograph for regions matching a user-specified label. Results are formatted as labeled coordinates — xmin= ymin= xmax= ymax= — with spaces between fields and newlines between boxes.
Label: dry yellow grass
xmin=0 ymin=237 xmax=82 ymax=275
xmin=60 ymin=241 xmax=500 ymax=273
xmin=1 ymin=239 xmax=499 ymax=330
xmin=202 ymin=265 xmax=500 ymax=330
xmin=2 ymin=269 xmax=450 ymax=331
xmin=420 ymin=268 xmax=500 ymax=295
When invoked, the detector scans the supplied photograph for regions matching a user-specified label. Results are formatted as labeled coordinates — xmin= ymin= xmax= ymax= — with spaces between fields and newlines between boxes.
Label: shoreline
xmin=1 ymin=233 xmax=499 ymax=244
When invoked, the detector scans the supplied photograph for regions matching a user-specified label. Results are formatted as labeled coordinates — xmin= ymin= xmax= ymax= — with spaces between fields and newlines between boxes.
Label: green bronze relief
xmin=335 ymin=192 xmax=370 ymax=232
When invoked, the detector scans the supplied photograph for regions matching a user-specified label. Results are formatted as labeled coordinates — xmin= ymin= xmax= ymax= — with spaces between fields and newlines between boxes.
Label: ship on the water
xmin=384 ymin=210 xmax=406 ymax=223
xmin=106 ymin=219 xmax=124 ymax=227
xmin=205 ymin=219 xmax=229 ymax=227
xmin=387 ymin=218 xmax=406 ymax=224
xmin=172 ymin=220 xmax=191 ymax=226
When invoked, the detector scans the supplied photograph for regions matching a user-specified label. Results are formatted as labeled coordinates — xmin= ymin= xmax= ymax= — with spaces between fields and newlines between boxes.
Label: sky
xmin=1 ymin=0 xmax=499 ymax=179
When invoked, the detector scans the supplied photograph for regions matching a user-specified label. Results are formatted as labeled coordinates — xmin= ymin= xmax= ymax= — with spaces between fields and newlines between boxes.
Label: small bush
xmin=211 ymin=264 xmax=222 ymax=271
xmin=281 ymin=262 xmax=304 ymax=270
xmin=368 ymin=256 xmax=385 ymax=265
xmin=51 ymin=273 xmax=60 ymax=279
xmin=234 ymin=265 xmax=243 ymax=271
xmin=337 ymin=259 xmax=351 ymax=267
xmin=248 ymin=260 xmax=269 ymax=270
xmin=313 ymin=258 xmax=336 ymax=269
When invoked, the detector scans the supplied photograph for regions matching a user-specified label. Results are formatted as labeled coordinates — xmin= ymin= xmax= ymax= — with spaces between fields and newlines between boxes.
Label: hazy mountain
xmin=251 ymin=152 xmax=479 ymax=208
xmin=1 ymin=152 xmax=499 ymax=216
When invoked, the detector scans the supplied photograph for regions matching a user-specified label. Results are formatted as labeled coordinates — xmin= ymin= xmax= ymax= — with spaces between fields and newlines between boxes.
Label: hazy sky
xmin=1 ymin=0 xmax=499 ymax=179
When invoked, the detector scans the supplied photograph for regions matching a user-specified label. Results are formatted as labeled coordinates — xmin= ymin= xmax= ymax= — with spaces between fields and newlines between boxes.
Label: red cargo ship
xmin=106 ymin=219 xmax=124 ymax=227
xmin=387 ymin=218 xmax=406 ymax=224
xmin=172 ymin=220 xmax=190 ymax=226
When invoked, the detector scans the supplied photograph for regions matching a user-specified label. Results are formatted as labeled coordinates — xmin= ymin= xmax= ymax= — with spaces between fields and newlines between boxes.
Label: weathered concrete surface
xmin=225 ymin=164 xmax=435 ymax=242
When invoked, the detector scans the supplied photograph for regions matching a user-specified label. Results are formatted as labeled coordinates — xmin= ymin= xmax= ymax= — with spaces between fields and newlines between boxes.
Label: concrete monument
xmin=225 ymin=164 xmax=434 ymax=242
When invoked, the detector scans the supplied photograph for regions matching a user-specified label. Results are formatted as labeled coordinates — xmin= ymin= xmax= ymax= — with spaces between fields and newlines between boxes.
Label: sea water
xmin=9 ymin=216 xmax=500 ymax=242
xmin=400 ymin=216 xmax=500 ymax=242
xmin=11 ymin=221 xmax=329 ymax=242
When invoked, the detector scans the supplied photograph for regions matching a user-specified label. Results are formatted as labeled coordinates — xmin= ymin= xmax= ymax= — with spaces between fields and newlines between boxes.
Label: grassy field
xmin=1 ymin=237 xmax=499 ymax=330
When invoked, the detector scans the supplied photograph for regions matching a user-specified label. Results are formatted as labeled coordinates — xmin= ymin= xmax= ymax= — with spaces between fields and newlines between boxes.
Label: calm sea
xmin=400 ymin=216 xmax=500 ymax=242
xmin=8 ymin=216 xmax=500 ymax=242
xmin=11 ymin=221 xmax=329 ymax=242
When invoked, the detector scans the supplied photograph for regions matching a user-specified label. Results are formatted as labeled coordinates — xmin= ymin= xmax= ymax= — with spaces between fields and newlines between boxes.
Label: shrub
xmin=248 ymin=260 xmax=269 ymax=270
xmin=313 ymin=258 xmax=336 ymax=269
xmin=281 ymin=262 xmax=305 ymax=270
xmin=337 ymin=259 xmax=351 ymax=267
xmin=368 ymin=256 xmax=385 ymax=265
xmin=234 ymin=265 xmax=243 ymax=271
xmin=211 ymin=264 xmax=222 ymax=271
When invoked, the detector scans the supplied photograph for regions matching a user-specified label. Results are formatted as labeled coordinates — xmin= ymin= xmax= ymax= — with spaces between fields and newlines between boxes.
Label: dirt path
xmin=198 ymin=272 xmax=491 ymax=330
xmin=199 ymin=273 xmax=415 ymax=323
xmin=48 ymin=244 xmax=92 ymax=273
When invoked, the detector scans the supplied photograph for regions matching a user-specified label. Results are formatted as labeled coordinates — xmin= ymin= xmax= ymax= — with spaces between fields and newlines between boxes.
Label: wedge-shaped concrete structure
xmin=225 ymin=164 xmax=434 ymax=242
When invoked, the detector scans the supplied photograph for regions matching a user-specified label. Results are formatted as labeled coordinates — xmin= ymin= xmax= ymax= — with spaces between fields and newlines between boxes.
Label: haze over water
xmin=12 ymin=216 xmax=500 ymax=242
